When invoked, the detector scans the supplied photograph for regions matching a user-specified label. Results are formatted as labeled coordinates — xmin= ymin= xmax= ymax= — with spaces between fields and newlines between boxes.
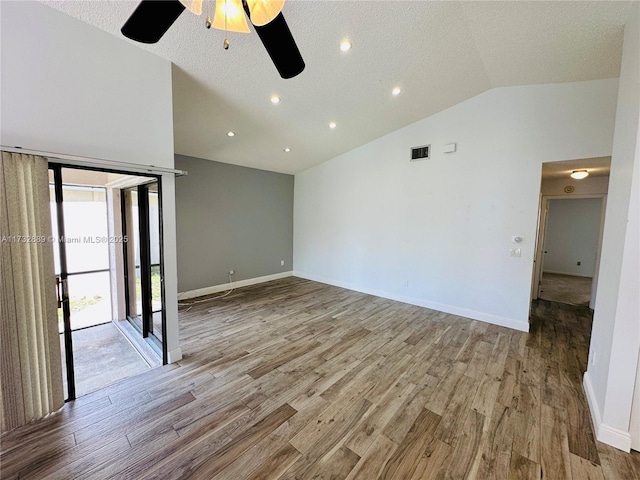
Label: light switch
xmin=510 ymin=248 xmax=522 ymax=257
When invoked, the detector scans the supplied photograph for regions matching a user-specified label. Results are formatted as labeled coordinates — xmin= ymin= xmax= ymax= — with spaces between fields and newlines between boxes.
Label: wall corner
xmin=584 ymin=371 xmax=632 ymax=452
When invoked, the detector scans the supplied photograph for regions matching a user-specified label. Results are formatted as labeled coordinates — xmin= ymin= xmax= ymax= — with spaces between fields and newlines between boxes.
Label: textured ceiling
xmin=41 ymin=1 xmax=632 ymax=174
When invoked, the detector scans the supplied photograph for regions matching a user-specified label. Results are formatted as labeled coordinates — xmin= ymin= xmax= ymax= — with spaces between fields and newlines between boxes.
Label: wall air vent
xmin=410 ymin=145 xmax=430 ymax=161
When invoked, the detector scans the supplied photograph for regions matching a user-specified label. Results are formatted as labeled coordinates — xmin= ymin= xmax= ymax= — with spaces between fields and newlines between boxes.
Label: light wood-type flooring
xmin=538 ymin=273 xmax=593 ymax=307
xmin=2 ymin=277 xmax=639 ymax=479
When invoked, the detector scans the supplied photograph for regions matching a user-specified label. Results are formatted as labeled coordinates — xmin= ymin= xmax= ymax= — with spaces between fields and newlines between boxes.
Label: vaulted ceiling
xmin=42 ymin=1 xmax=632 ymax=174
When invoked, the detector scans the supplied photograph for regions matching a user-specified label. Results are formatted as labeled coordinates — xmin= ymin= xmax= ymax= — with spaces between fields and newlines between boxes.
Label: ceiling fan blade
xmin=121 ymin=0 xmax=186 ymax=44
xmin=251 ymin=13 xmax=305 ymax=79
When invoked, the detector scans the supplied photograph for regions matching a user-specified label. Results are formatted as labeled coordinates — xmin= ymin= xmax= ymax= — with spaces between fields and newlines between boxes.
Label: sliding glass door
xmin=148 ymin=182 xmax=165 ymax=342
xmin=50 ymin=165 xmax=166 ymax=401
xmin=122 ymin=181 xmax=166 ymax=354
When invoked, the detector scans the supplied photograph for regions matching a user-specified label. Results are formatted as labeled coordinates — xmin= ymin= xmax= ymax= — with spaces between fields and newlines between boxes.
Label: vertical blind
xmin=0 ymin=151 xmax=64 ymax=432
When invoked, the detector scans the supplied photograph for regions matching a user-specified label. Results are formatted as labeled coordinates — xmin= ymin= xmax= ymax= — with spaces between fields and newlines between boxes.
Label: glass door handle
xmin=55 ymin=276 xmax=62 ymax=308
xmin=55 ymin=276 xmax=69 ymax=308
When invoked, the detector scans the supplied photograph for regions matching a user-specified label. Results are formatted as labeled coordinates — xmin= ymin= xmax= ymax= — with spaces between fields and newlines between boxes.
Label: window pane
xmin=67 ymin=271 xmax=112 ymax=330
xmin=135 ymin=265 xmax=142 ymax=317
xmin=149 ymin=188 xmax=160 ymax=265
xmin=151 ymin=264 xmax=162 ymax=312
xmin=62 ymin=185 xmax=109 ymax=273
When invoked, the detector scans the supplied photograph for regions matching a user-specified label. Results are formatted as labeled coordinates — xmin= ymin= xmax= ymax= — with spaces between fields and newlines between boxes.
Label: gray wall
xmin=175 ymin=155 xmax=294 ymax=292
xmin=542 ymin=197 xmax=603 ymax=277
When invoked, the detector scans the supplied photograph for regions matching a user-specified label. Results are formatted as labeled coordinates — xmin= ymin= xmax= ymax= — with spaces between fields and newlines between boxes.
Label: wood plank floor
xmin=2 ymin=277 xmax=639 ymax=479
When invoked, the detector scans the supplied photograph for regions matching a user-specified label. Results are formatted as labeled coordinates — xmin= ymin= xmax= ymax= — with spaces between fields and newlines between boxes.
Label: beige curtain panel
xmin=1 ymin=151 xmax=64 ymax=432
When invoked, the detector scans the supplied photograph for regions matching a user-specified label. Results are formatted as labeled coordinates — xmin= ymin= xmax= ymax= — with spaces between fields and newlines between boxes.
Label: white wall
xmin=632 ymin=348 xmax=640 ymax=451
xmin=542 ymin=198 xmax=603 ymax=277
xmin=585 ymin=3 xmax=640 ymax=452
xmin=0 ymin=1 xmax=174 ymax=168
xmin=294 ymin=78 xmax=618 ymax=332
xmin=1 ymin=2 xmax=182 ymax=362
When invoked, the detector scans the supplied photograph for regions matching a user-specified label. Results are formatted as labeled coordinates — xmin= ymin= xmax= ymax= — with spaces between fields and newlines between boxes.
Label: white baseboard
xmin=583 ymin=372 xmax=632 ymax=452
xmin=178 ymin=271 xmax=293 ymax=301
xmin=293 ymin=271 xmax=529 ymax=332
xmin=167 ymin=347 xmax=183 ymax=364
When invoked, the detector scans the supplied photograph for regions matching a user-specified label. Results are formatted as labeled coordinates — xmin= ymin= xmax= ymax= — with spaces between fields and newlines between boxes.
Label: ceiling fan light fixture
xmin=213 ymin=0 xmax=251 ymax=33
xmin=246 ymin=0 xmax=285 ymax=27
xmin=122 ymin=0 xmax=305 ymax=79
xmin=570 ymin=169 xmax=589 ymax=179
xmin=179 ymin=0 xmax=203 ymax=15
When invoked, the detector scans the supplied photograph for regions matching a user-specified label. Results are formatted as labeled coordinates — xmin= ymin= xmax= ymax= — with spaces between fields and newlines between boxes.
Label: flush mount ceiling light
xmin=121 ymin=0 xmax=304 ymax=79
xmin=329 ymin=122 xmax=337 ymax=129
xmin=340 ymin=40 xmax=352 ymax=52
xmin=570 ymin=169 xmax=589 ymax=179
xmin=392 ymin=87 xmax=402 ymax=96
xmin=227 ymin=131 xmax=236 ymax=137
xmin=270 ymin=95 xmax=281 ymax=104
xmin=284 ymin=147 xmax=291 ymax=152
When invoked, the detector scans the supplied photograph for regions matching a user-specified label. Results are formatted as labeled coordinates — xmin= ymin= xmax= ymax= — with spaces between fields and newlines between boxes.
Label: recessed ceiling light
xmin=284 ymin=148 xmax=291 ymax=152
xmin=329 ymin=122 xmax=337 ymax=129
xmin=271 ymin=95 xmax=281 ymax=104
xmin=392 ymin=87 xmax=402 ymax=96
xmin=227 ymin=131 xmax=235 ymax=137
xmin=339 ymin=40 xmax=352 ymax=52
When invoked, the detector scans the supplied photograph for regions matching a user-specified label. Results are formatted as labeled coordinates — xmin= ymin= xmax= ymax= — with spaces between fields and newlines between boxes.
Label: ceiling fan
xmin=121 ymin=0 xmax=305 ymax=79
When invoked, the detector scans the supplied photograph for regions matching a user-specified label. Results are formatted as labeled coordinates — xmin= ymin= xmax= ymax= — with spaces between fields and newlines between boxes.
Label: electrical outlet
xmin=280 ymin=260 xmax=285 ymax=266
xmin=402 ymin=280 xmax=409 ymax=287
xmin=577 ymin=261 xmax=581 ymax=266
xmin=229 ymin=270 xmax=234 ymax=275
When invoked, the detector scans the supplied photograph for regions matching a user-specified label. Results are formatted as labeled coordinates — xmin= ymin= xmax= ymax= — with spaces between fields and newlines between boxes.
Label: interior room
xmin=1 ymin=1 xmax=639 ymax=479
xmin=534 ymin=157 xmax=611 ymax=308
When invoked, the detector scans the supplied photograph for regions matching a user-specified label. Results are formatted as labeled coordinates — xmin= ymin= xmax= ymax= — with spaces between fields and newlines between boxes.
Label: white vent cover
xmin=410 ymin=145 xmax=430 ymax=161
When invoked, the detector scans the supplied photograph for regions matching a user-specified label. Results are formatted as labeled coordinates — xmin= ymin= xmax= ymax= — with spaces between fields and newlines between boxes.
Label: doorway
xmin=531 ymin=157 xmax=610 ymax=310
xmin=537 ymin=197 xmax=604 ymax=306
xmin=49 ymin=164 xmax=165 ymax=400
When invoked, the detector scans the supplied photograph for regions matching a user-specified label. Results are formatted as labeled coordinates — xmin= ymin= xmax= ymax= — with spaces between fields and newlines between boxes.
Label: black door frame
xmin=121 ymin=180 xmax=167 ymax=363
xmin=50 ymin=164 xmax=76 ymax=401
xmin=49 ymin=163 xmax=168 ymax=401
